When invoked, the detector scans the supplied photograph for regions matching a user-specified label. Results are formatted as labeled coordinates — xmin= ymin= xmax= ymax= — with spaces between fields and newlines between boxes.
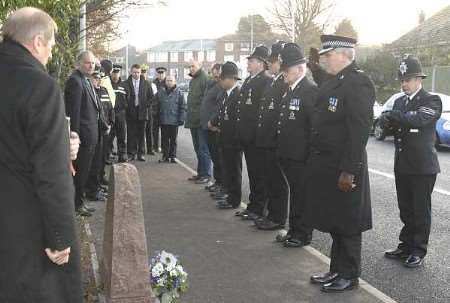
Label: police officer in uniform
xmin=235 ymin=45 xmax=272 ymax=221
xmin=305 ymin=35 xmax=375 ymax=292
xmin=381 ymin=55 xmax=441 ymax=268
xmin=209 ymin=62 xmax=243 ymax=209
xmin=254 ymin=41 xmax=289 ymax=230
xmin=151 ymin=66 xmax=167 ymax=153
xmin=110 ymin=64 xmax=128 ymax=162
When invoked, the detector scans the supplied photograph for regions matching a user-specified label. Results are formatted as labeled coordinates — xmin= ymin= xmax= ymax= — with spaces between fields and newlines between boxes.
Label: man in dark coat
xmin=110 ymin=64 xmax=128 ymax=162
xmin=123 ymin=64 xmax=154 ymax=161
xmin=210 ymin=62 xmax=243 ymax=210
xmin=305 ymin=35 xmax=375 ymax=292
xmin=150 ymin=66 xmax=167 ymax=153
xmin=235 ymin=45 xmax=272 ymax=221
xmin=254 ymin=41 xmax=289 ymax=231
xmin=65 ymin=50 xmax=101 ymax=217
xmin=0 ymin=7 xmax=82 ymax=303
xmin=380 ymin=55 xmax=441 ymax=268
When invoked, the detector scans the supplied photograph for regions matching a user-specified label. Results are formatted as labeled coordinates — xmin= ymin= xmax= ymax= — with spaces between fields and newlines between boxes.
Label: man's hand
xmin=45 ymin=247 xmax=71 ymax=266
xmin=307 ymin=47 xmax=320 ymax=71
xmin=208 ymin=121 xmax=219 ymax=132
xmin=69 ymin=132 xmax=80 ymax=161
xmin=338 ymin=171 xmax=355 ymax=192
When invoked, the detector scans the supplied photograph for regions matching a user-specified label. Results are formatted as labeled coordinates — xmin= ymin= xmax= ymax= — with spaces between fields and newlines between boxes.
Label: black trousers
xmin=146 ymin=114 xmax=160 ymax=152
xmin=161 ymin=124 xmax=178 ymax=159
xmin=112 ymin=111 xmax=127 ymax=157
xmin=207 ymin=130 xmax=223 ymax=185
xmin=279 ymin=158 xmax=312 ymax=239
xmin=73 ymin=143 xmax=97 ymax=208
xmin=395 ymin=173 xmax=436 ymax=257
xmin=261 ymin=149 xmax=288 ymax=224
xmin=127 ymin=118 xmax=147 ymax=157
xmin=330 ymin=233 xmax=362 ymax=279
xmin=86 ymin=135 xmax=104 ymax=195
xmin=241 ymin=142 xmax=266 ymax=216
xmin=221 ymin=146 xmax=242 ymax=207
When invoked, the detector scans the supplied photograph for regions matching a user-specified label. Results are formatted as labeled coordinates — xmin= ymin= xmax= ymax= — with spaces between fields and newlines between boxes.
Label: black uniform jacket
xmin=388 ymin=89 xmax=441 ymax=175
xmin=0 ymin=39 xmax=82 ymax=303
xmin=255 ymin=73 xmax=289 ymax=148
xmin=305 ymin=62 xmax=375 ymax=235
xmin=236 ymin=71 xmax=272 ymax=144
xmin=123 ymin=75 xmax=154 ymax=121
xmin=276 ymin=77 xmax=319 ymax=161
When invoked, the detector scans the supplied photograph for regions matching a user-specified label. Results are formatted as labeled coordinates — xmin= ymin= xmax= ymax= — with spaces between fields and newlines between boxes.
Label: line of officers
xmin=202 ymin=35 xmax=442 ymax=293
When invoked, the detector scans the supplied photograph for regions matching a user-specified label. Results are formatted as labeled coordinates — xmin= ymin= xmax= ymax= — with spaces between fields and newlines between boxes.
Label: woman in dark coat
xmin=158 ymin=75 xmax=186 ymax=163
xmin=0 ymin=8 xmax=82 ymax=303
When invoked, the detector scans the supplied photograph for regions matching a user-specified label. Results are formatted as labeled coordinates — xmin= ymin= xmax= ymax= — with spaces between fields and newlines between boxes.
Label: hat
xmin=279 ymin=43 xmax=306 ymax=70
xmin=156 ymin=67 xmax=167 ymax=74
xmin=100 ymin=59 xmax=113 ymax=74
xmin=247 ymin=45 xmax=269 ymax=64
xmin=112 ymin=64 xmax=122 ymax=73
xmin=220 ymin=61 xmax=241 ymax=80
xmin=319 ymin=35 xmax=357 ymax=55
xmin=397 ymin=55 xmax=427 ymax=80
xmin=92 ymin=71 xmax=102 ymax=79
xmin=269 ymin=41 xmax=286 ymax=62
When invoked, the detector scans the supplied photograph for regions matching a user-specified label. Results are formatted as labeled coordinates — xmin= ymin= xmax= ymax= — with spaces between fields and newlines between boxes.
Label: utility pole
xmin=125 ymin=44 xmax=129 ymax=77
xmin=79 ymin=2 xmax=87 ymax=52
xmin=250 ymin=14 xmax=254 ymax=51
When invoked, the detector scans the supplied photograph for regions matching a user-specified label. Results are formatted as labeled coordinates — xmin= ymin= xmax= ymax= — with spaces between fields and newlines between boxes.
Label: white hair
xmin=334 ymin=48 xmax=356 ymax=61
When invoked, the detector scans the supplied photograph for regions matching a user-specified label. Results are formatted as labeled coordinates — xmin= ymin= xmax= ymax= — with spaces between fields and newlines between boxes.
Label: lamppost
xmin=79 ymin=2 xmax=87 ymax=52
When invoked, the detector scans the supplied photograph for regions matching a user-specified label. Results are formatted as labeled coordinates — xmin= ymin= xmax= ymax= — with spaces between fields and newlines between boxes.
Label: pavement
xmin=86 ymin=150 xmax=394 ymax=303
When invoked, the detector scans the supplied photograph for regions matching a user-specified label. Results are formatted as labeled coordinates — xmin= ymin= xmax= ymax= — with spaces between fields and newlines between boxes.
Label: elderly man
xmin=185 ymin=59 xmax=211 ymax=183
xmin=0 ymin=7 xmax=82 ymax=302
xmin=305 ymin=35 xmax=375 ymax=292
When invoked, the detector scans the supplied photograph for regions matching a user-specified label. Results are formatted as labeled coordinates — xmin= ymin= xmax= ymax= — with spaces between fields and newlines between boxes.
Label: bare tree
xmin=269 ymin=0 xmax=334 ymax=48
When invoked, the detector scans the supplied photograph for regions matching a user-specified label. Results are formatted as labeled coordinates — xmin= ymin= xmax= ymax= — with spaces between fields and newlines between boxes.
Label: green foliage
xmin=238 ymin=14 xmax=272 ymax=34
xmin=334 ymin=18 xmax=358 ymax=40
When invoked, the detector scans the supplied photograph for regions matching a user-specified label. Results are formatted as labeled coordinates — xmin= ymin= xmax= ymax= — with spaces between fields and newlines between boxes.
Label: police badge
xmin=224 ymin=106 xmax=229 ymax=120
xmin=399 ymin=61 xmax=408 ymax=75
xmin=328 ymin=97 xmax=338 ymax=112
xmin=246 ymin=89 xmax=253 ymax=105
xmin=288 ymin=111 xmax=296 ymax=120
xmin=289 ymin=98 xmax=300 ymax=111
xmin=268 ymin=100 xmax=274 ymax=110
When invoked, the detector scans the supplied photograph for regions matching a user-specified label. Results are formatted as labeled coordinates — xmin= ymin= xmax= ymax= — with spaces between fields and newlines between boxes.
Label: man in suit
xmin=65 ymin=50 xmax=101 ymax=217
xmin=380 ymin=55 xmax=442 ymax=268
xmin=0 ymin=7 xmax=82 ymax=302
xmin=123 ymin=64 xmax=154 ymax=161
xmin=305 ymin=35 xmax=375 ymax=292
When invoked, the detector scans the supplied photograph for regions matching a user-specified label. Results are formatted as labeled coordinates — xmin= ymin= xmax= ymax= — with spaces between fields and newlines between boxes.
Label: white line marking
xmin=369 ymin=168 xmax=450 ymax=196
xmin=175 ymin=158 xmax=398 ymax=303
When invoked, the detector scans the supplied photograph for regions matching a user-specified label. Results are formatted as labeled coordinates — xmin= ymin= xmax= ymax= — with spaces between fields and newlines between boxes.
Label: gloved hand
xmin=307 ymin=47 xmax=320 ymax=71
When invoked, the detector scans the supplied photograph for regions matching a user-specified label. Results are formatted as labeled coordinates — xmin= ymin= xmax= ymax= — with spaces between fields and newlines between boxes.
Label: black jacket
xmin=211 ymin=86 xmax=241 ymax=148
xmin=388 ymin=89 xmax=441 ymax=174
xmin=0 ymin=39 xmax=82 ymax=303
xmin=236 ymin=71 xmax=272 ymax=144
xmin=255 ymin=74 xmax=288 ymax=148
xmin=111 ymin=77 xmax=128 ymax=113
xmin=96 ymin=86 xmax=115 ymax=129
xmin=305 ymin=62 xmax=375 ymax=235
xmin=65 ymin=69 xmax=101 ymax=146
xmin=276 ymin=77 xmax=318 ymax=161
xmin=123 ymin=75 xmax=154 ymax=121
xmin=200 ymin=81 xmax=225 ymax=129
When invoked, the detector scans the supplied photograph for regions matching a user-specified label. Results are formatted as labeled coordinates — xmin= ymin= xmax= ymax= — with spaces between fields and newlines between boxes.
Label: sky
xmin=119 ymin=0 xmax=449 ymax=50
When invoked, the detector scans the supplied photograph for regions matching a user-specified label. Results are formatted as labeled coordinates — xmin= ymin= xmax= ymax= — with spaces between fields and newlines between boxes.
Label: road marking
xmin=175 ymin=158 xmax=398 ymax=303
xmin=369 ymin=168 xmax=450 ymax=196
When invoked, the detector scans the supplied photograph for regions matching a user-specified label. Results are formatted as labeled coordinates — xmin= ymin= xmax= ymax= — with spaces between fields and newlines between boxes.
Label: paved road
xmin=175 ymin=128 xmax=450 ymax=303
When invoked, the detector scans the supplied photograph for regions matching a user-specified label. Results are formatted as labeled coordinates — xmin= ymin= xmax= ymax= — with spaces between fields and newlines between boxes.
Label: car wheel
xmin=374 ymin=121 xmax=386 ymax=141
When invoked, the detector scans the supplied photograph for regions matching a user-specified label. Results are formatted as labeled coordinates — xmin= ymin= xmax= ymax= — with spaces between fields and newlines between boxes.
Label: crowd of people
xmin=0 ymin=6 xmax=443 ymax=303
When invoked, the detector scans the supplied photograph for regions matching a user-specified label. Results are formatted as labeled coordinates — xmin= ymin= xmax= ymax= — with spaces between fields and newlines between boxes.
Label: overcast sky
xmin=119 ymin=0 xmax=449 ymax=50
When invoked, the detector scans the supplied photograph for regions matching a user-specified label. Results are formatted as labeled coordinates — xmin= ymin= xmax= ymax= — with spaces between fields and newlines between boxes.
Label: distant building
xmin=109 ymin=44 xmax=146 ymax=78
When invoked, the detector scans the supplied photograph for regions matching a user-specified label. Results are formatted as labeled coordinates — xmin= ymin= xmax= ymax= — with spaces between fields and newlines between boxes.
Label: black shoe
xmin=284 ymin=237 xmax=311 ymax=248
xmin=137 ymin=155 xmax=146 ymax=162
xmin=170 ymin=158 xmax=176 ymax=163
xmin=128 ymin=154 xmax=136 ymax=161
xmin=118 ymin=155 xmax=128 ymax=163
xmin=235 ymin=209 xmax=248 ymax=217
xmin=217 ymin=201 xmax=238 ymax=209
xmin=404 ymin=255 xmax=423 ymax=268
xmin=242 ymin=211 xmax=260 ymax=221
xmin=310 ymin=272 xmax=339 ymax=285
xmin=212 ymin=193 xmax=228 ymax=201
xmin=255 ymin=218 xmax=285 ymax=231
xmin=321 ymin=278 xmax=359 ymax=293
xmin=195 ymin=176 xmax=210 ymax=184
xmin=384 ymin=248 xmax=409 ymax=260
xmin=204 ymin=182 xmax=216 ymax=190
xmin=188 ymin=175 xmax=200 ymax=181
xmin=158 ymin=158 xmax=169 ymax=163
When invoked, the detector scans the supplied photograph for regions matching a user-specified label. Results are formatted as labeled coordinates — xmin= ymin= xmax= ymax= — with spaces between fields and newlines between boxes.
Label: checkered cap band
xmin=322 ymin=40 xmax=355 ymax=49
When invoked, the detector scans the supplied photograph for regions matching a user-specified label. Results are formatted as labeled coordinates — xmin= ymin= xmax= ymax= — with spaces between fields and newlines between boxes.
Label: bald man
xmin=0 ymin=7 xmax=82 ymax=303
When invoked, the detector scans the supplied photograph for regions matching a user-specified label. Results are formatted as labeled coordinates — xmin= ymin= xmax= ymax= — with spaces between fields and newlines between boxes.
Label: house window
xmin=206 ymin=50 xmax=216 ymax=62
xmin=147 ymin=52 xmax=155 ymax=63
xmin=184 ymin=51 xmax=194 ymax=62
xmin=170 ymin=52 xmax=178 ymax=63
xmin=225 ymin=43 xmax=234 ymax=52
xmin=184 ymin=68 xmax=191 ymax=79
xmin=197 ymin=51 xmax=204 ymax=62
xmin=156 ymin=52 xmax=168 ymax=62
xmin=240 ymin=42 xmax=250 ymax=52
xmin=224 ymin=55 xmax=235 ymax=62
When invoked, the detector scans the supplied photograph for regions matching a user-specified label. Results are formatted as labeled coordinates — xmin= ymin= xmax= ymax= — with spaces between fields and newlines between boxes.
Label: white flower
xmin=160 ymin=251 xmax=178 ymax=269
xmin=170 ymin=269 xmax=178 ymax=277
xmin=157 ymin=276 xmax=166 ymax=287
xmin=151 ymin=262 xmax=164 ymax=278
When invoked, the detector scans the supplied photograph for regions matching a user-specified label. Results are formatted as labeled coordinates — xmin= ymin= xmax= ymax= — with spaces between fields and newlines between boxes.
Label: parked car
xmin=372 ymin=92 xmax=450 ymax=147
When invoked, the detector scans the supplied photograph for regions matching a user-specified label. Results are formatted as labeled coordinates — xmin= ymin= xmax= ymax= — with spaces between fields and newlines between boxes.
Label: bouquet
xmin=150 ymin=251 xmax=188 ymax=303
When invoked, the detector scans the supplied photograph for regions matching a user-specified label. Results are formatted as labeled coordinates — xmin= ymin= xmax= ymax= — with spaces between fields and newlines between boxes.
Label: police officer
xmin=253 ymin=41 xmax=289 ymax=230
xmin=235 ymin=45 xmax=272 ymax=221
xmin=305 ymin=35 xmax=375 ymax=292
xmin=150 ymin=66 xmax=167 ymax=153
xmin=110 ymin=64 xmax=128 ymax=162
xmin=381 ymin=55 xmax=441 ymax=268
xmin=209 ymin=62 xmax=243 ymax=209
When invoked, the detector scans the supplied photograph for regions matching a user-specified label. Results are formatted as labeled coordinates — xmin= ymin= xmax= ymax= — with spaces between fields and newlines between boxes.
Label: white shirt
xmin=406 ymin=85 xmax=422 ymax=102
xmin=227 ymin=83 xmax=238 ymax=97
xmin=133 ymin=78 xmax=140 ymax=106
xmin=290 ymin=74 xmax=305 ymax=91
